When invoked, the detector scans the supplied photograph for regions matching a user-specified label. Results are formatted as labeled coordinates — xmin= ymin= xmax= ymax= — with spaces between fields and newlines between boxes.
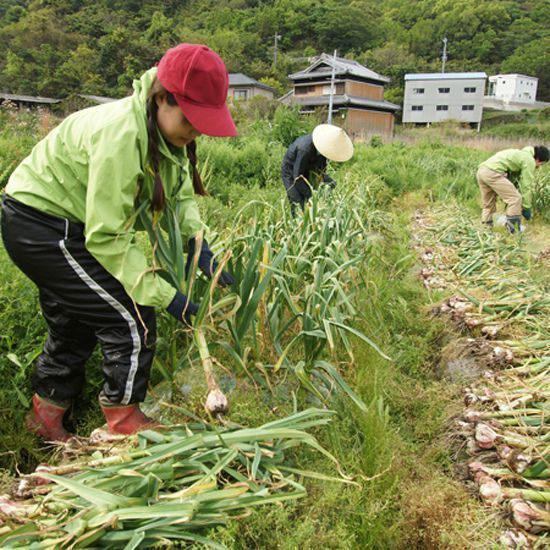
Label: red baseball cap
xmin=157 ymin=44 xmax=237 ymax=137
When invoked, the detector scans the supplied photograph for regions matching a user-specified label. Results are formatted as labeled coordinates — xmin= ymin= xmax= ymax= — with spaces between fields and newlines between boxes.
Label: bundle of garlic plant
xmin=413 ymin=203 xmax=549 ymax=536
xmin=218 ymin=185 xmax=391 ymax=409
xmin=463 ymin=355 xmax=550 ymax=530
xmin=138 ymin=200 xmax=241 ymax=415
xmin=424 ymin=204 xmax=549 ymax=333
xmin=0 ymin=409 xmax=352 ymax=548
xmin=140 ymin=181 xmax=390 ymax=412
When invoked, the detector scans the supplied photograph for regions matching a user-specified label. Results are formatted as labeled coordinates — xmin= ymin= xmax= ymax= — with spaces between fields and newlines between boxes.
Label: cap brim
xmin=175 ymin=96 xmax=237 ymax=137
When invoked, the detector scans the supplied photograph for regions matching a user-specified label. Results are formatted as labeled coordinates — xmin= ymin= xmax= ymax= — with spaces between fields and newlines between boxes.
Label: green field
xmin=0 ymin=105 xmax=548 ymax=547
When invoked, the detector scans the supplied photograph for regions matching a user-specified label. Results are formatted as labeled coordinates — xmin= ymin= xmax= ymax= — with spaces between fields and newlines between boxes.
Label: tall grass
xmin=0 ymin=108 xmax=53 ymax=189
xmin=348 ymin=141 xmax=485 ymax=205
xmin=0 ymin=239 xmax=51 ymax=469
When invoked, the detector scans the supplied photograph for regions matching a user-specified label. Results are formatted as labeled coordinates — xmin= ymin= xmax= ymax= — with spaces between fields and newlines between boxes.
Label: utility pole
xmin=273 ymin=32 xmax=282 ymax=67
xmin=442 ymin=37 xmax=448 ymax=73
xmin=327 ymin=49 xmax=337 ymax=125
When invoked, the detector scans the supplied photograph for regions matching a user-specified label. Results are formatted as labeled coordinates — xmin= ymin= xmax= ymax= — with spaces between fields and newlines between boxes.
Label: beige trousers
xmin=476 ymin=166 xmax=522 ymax=223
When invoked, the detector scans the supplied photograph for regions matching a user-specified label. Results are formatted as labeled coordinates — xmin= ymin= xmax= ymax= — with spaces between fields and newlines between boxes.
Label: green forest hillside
xmin=0 ymin=0 xmax=548 ymax=102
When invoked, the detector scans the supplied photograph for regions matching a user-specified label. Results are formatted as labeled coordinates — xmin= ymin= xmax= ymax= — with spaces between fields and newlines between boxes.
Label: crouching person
xmin=0 ymin=44 xmax=236 ymax=441
xmin=476 ymin=145 xmax=549 ymax=232
xmin=281 ymin=124 xmax=353 ymax=214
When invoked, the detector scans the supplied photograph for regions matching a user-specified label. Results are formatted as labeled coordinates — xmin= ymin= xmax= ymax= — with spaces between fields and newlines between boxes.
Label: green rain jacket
xmin=480 ymin=146 xmax=536 ymax=209
xmin=6 ymin=68 xmax=204 ymax=309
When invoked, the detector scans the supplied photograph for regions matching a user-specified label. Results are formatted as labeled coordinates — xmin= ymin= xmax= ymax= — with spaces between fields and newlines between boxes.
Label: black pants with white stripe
xmin=1 ymin=195 xmax=156 ymax=405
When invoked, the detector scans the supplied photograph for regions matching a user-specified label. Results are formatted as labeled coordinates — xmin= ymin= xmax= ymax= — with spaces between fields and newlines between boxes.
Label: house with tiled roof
xmin=285 ymin=53 xmax=399 ymax=137
xmin=228 ymin=73 xmax=276 ymax=101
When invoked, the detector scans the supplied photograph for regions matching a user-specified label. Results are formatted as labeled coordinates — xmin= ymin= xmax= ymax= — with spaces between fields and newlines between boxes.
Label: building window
xmin=438 ymin=87 xmax=450 ymax=93
xmin=464 ymin=87 xmax=476 ymax=93
xmin=322 ymin=83 xmax=345 ymax=95
xmin=462 ymin=105 xmax=474 ymax=111
xmin=436 ymin=105 xmax=449 ymax=111
xmin=233 ymin=89 xmax=248 ymax=100
xmin=413 ymin=88 xmax=425 ymax=94
xmin=411 ymin=105 xmax=423 ymax=111
xmin=295 ymin=85 xmax=315 ymax=95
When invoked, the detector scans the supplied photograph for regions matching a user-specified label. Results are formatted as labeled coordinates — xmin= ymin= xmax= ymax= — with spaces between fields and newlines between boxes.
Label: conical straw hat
xmin=312 ymin=124 xmax=353 ymax=162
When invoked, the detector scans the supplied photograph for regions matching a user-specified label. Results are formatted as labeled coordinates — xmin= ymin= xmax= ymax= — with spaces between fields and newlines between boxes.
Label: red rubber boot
xmin=100 ymin=403 xmax=157 ymax=435
xmin=26 ymin=394 xmax=72 ymax=443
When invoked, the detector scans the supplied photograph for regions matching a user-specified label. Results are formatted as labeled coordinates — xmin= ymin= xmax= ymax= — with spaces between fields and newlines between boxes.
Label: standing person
xmin=476 ymin=145 xmax=549 ymax=232
xmin=1 ymin=43 xmax=236 ymax=442
xmin=281 ymin=124 xmax=353 ymax=212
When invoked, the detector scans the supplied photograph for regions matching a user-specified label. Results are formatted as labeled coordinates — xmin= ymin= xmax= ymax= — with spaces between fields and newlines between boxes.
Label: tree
xmin=361 ymin=42 xmax=424 ymax=86
xmin=206 ymin=30 xmax=247 ymax=73
xmin=0 ymin=8 xmax=82 ymax=95
xmin=1 ymin=50 xmax=34 ymax=93
xmin=0 ymin=1 xmax=25 ymax=25
xmin=97 ymin=26 xmax=151 ymax=94
xmin=56 ymin=43 xmax=106 ymax=96
xmin=144 ymin=11 xmax=179 ymax=52
xmin=0 ymin=0 xmax=547 ymax=103
xmin=501 ymin=37 xmax=550 ymax=101
xmin=313 ymin=1 xmax=382 ymax=54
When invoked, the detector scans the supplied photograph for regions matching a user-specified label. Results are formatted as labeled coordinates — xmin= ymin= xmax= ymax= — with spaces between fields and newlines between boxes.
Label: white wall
xmin=489 ymin=75 xmax=538 ymax=103
xmin=403 ymin=77 xmax=485 ymax=124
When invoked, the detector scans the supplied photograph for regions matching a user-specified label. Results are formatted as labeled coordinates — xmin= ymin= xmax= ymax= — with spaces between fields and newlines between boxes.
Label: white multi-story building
xmin=403 ymin=72 xmax=487 ymax=129
xmin=487 ymin=74 xmax=538 ymax=103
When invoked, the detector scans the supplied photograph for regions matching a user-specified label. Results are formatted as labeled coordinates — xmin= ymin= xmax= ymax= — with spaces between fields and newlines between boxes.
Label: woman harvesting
xmin=1 ymin=43 xmax=235 ymax=441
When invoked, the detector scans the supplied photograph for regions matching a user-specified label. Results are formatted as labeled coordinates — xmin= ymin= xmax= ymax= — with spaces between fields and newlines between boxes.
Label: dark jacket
xmin=281 ymin=134 xmax=335 ymax=205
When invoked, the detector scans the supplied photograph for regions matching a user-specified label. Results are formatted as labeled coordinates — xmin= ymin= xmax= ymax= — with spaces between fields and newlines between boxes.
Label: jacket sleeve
xmin=292 ymin=149 xmax=313 ymax=199
xmin=84 ymin=125 xmax=177 ymax=309
xmin=519 ymin=156 xmax=536 ymax=209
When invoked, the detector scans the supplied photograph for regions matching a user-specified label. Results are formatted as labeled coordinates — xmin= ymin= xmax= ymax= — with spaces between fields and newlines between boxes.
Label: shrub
xmin=369 ymin=135 xmax=384 ymax=148
xmin=0 ymin=108 xmax=47 ymax=188
xmin=272 ymin=104 xmax=319 ymax=148
xmin=483 ymin=123 xmax=548 ymax=140
xmin=201 ymin=136 xmax=285 ymax=195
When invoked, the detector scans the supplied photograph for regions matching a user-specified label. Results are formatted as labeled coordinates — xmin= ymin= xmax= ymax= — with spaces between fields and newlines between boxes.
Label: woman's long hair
xmin=146 ymin=77 xmax=207 ymax=211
